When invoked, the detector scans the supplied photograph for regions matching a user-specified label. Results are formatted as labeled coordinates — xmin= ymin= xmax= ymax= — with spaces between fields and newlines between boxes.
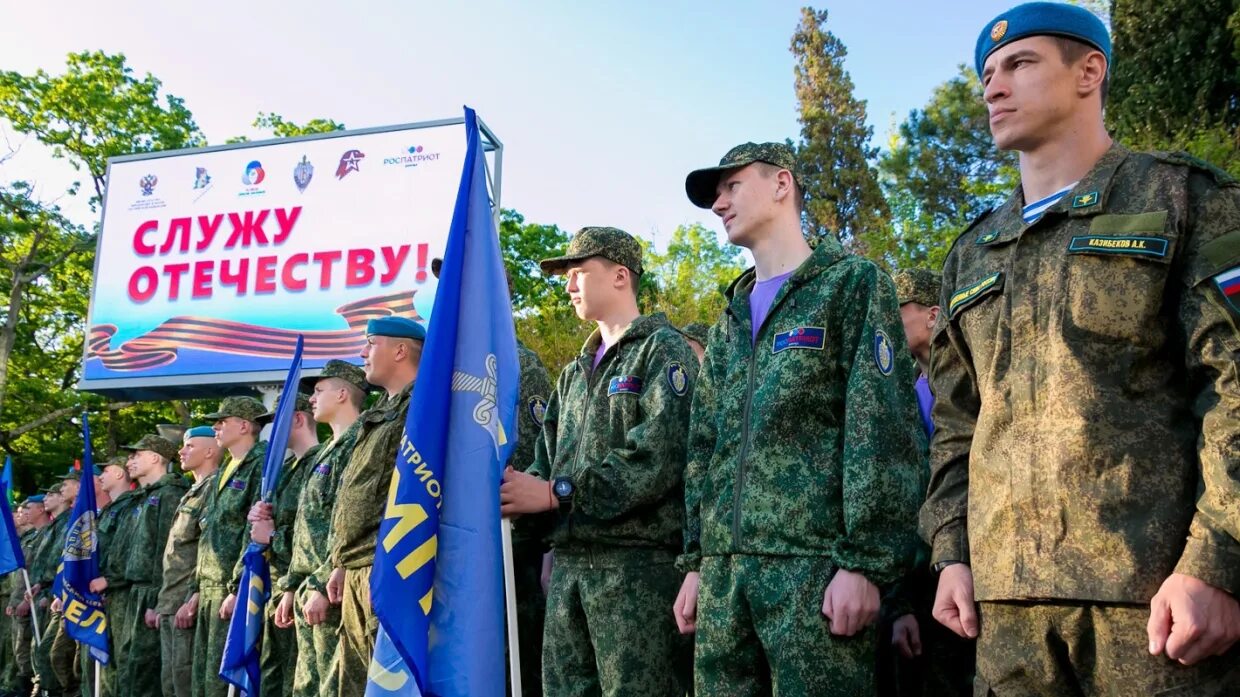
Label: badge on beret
xmin=990 ymin=20 xmax=1007 ymax=41
xmin=873 ymin=330 xmax=895 ymax=377
xmin=667 ymin=363 xmax=688 ymax=397
xmin=527 ymin=396 xmax=548 ymax=426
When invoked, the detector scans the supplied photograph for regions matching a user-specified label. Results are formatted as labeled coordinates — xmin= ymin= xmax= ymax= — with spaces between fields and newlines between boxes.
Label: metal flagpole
xmin=501 ymin=518 xmax=522 ymax=697
xmin=228 ymin=685 xmax=236 ymax=697
xmin=94 ymin=658 xmax=101 ymax=697
xmin=20 ymin=568 xmax=42 ymax=645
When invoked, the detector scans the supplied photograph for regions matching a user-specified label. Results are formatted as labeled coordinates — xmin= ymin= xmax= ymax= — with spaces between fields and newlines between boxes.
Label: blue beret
xmin=184 ymin=426 xmax=216 ymax=440
xmin=367 ymin=317 xmax=426 ymax=341
xmin=976 ymin=2 xmax=1110 ymax=77
xmin=26 ymin=494 xmax=45 ymax=504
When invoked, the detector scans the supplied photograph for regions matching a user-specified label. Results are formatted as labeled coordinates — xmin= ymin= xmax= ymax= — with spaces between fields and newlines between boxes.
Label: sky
xmin=0 ymin=0 xmax=1015 ymax=248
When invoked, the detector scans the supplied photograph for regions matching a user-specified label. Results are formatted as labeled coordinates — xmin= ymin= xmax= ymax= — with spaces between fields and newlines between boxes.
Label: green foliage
xmin=499 ymin=209 xmax=571 ymax=313
xmin=640 ymin=223 xmax=745 ymax=327
xmin=227 ymin=112 xmax=348 ymax=143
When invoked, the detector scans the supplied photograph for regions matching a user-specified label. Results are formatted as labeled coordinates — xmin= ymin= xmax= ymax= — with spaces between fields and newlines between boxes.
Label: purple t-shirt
xmin=749 ymin=271 xmax=793 ymax=344
xmin=915 ymin=373 xmax=935 ymax=437
xmin=593 ymin=341 xmax=608 ymax=371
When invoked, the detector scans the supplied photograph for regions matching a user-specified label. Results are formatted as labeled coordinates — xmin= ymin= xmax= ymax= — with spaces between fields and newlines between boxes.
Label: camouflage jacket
xmin=155 ymin=472 xmax=216 ymax=613
xmin=6 ymin=528 xmax=41 ymax=606
xmin=331 ymin=384 xmax=411 ymax=569
xmin=922 ymin=146 xmax=1240 ymax=601
xmin=513 ymin=340 xmax=554 ymax=547
xmin=196 ymin=442 xmax=267 ymax=590
xmin=124 ymin=473 xmax=191 ymax=587
xmin=527 ymin=312 xmax=698 ymax=555
xmin=681 ymin=238 xmax=926 ymax=587
xmin=245 ymin=443 xmax=321 ymax=593
xmin=281 ymin=422 xmax=360 ymax=594
xmin=31 ymin=512 xmax=69 ymax=587
xmin=98 ymin=490 xmax=145 ymax=591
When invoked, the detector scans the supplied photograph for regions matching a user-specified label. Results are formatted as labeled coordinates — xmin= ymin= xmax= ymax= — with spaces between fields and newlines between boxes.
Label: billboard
xmin=79 ymin=119 xmax=492 ymax=399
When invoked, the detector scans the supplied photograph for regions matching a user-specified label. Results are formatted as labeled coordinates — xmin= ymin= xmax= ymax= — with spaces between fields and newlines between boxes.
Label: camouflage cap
xmin=538 ymin=227 xmax=643 ymax=276
xmin=121 ymin=434 xmax=180 ymax=462
xmin=257 ymin=392 xmax=313 ymax=425
xmin=679 ymin=322 xmax=711 ymax=346
xmin=892 ymin=268 xmax=943 ymax=308
xmin=203 ymin=396 xmax=267 ymax=424
xmin=303 ymin=359 xmax=370 ymax=394
xmin=685 ymin=142 xmax=801 ymax=209
xmin=101 ymin=454 xmax=130 ymax=469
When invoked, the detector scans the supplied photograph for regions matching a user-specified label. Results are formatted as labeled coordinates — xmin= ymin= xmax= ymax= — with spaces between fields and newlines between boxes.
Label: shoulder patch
xmin=1213 ymin=266 xmax=1240 ymax=313
xmin=666 ymin=363 xmax=689 ymax=396
xmin=527 ymin=396 xmax=548 ymax=426
xmin=1071 ymin=191 xmax=1100 ymax=208
xmin=873 ymin=330 xmax=895 ymax=376
xmin=607 ymin=375 xmax=643 ymax=396
xmin=314 ymin=463 xmax=331 ymax=476
xmin=948 ymin=272 xmax=1003 ymax=318
xmin=975 ymin=230 xmax=1000 ymax=245
xmin=227 ymin=479 xmax=247 ymax=491
xmin=772 ymin=326 xmax=826 ymax=353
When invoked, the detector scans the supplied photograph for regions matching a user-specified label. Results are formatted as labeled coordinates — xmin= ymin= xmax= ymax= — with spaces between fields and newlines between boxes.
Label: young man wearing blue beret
xmin=921 ymin=3 xmax=1240 ymax=694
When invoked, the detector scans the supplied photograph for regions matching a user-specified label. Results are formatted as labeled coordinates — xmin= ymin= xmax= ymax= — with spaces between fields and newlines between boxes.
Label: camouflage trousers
xmin=542 ymin=548 xmax=690 ymax=697
xmin=877 ymin=569 xmax=975 ymax=697
xmin=337 ymin=566 xmax=376 ymax=697
xmin=975 ymin=601 xmax=1240 ymax=696
xmin=510 ymin=541 xmax=546 ymax=697
xmin=0 ymin=599 xmax=15 ymax=692
xmin=695 ymin=555 xmax=875 ymax=697
xmin=191 ymin=587 xmax=233 ymax=697
xmin=35 ymin=609 xmax=80 ymax=697
xmin=118 ymin=584 xmax=162 ymax=697
xmin=160 ymin=614 xmax=194 ymax=697
xmin=93 ymin=586 xmax=133 ymax=697
xmin=260 ymin=601 xmax=295 ymax=697
xmin=13 ymin=605 xmax=36 ymax=685
xmin=291 ymin=586 xmax=340 ymax=697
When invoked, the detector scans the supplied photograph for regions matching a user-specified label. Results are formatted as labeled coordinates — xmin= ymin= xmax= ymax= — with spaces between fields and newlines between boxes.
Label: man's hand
xmin=892 ymin=614 xmax=923 ymax=659
xmin=15 ymin=600 xmax=30 ymax=617
xmin=144 ymin=608 xmax=159 ymax=629
xmin=248 ymin=502 xmax=274 ymax=523
xmin=274 ymin=592 xmax=295 ymax=629
xmin=932 ymin=563 xmax=978 ymax=639
xmin=89 ymin=577 xmax=108 ymax=594
xmin=174 ymin=594 xmax=199 ymax=630
xmin=50 ymin=597 xmax=62 ymax=613
xmin=219 ymin=593 xmax=237 ymax=621
xmin=326 ymin=569 xmax=345 ymax=605
xmin=499 ymin=467 xmax=557 ymax=517
xmin=1148 ymin=572 xmax=1240 ymax=665
xmin=822 ymin=568 xmax=879 ymax=636
xmin=250 ymin=517 xmax=274 ymax=545
xmin=673 ymin=572 xmax=700 ymax=635
xmin=302 ymin=590 xmax=328 ymax=626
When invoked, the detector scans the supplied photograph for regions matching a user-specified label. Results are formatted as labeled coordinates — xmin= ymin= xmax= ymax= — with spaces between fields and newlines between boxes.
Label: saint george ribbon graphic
xmin=86 ymin=291 xmax=419 ymax=371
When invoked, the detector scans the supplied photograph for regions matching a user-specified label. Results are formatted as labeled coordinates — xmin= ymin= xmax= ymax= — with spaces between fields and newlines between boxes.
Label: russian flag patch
xmin=1214 ymin=266 xmax=1240 ymax=312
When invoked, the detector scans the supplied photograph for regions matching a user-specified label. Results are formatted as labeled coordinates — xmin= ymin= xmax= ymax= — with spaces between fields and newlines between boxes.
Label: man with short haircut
xmin=327 ymin=317 xmax=424 ymax=694
xmin=85 ymin=455 xmax=143 ymax=697
xmin=922 ymin=4 xmax=1240 ymax=694
xmin=192 ymin=397 xmax=268 ymax=697
xmin=501 ymin=226 xmax=698 ymax=696
xmin=33 ymin=476 xmax=81 ymax=697
xmin=674 ymin=143 xmax=925 ymax=695
xmin=157 ymin=427 xmax=221 ymax=697
xmin=10 ymin=496 xmax=49 ymax=697
xmin=119 ymin=435 xmax=190 ymax=697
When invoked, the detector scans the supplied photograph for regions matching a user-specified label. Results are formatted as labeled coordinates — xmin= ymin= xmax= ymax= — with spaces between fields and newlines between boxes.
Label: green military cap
xmin=539 ymin=226 xmax=643 ymax=276
xmin=303 ymin=359 xmax=370 ymax=394
xmin=257 ymin=392 xmax=313 ymax=425
xmin=121 ymin=434 xmax=180 ymax=462
xmin=101 ymin=454 xmax=130 ymax=468
xmin=685 ymin=142 xmax=801 ymax=209
xmin=679 ymin=322 xmax=711 ymax=346
xmin=203 ymin=396 xmax=267 ymax=424
xmin=56 ymin=470 xmax=82 ymax=481
xmin=892 ymin=268 xmax=943 ymax=308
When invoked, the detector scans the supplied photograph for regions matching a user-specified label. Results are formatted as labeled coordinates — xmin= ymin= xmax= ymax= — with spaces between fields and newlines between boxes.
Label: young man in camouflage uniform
xmin=326 ymin=317 xmax=424 ymax=695
xmin=236 ymin=393 xmax=320 ymax=697
xmin=268 ymin=361 xmax=366 ymax=697
xmin=116 ymin=435 xmax=190 ymax=697
xmin=11 ymin=497 xmax=49 ymax=697
xmin=192 ymin=396 xmax=267 ymax=697
xmin=35 ymin=476 xmax=80 ymax=697
xmin=87 ymin=458 xmax=143 ymax=697
xmin=157 ymin=427 xmax=221 ymax=697
xmin=501 ymin=226 xmax=698 ymax=697
xmin=674 ymin=142 xmax=925 ymax=695
xmin=922 ymin=4 xmax=1240 ymax=694
xmin=0 ymin=504 xmax=30 ymax=697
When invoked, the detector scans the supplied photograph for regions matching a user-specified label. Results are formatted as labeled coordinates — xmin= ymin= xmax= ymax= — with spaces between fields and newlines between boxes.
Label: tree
xmin=641 ymin=223 xmax=745 ymax=327
xmin=226 ymin=112 xmax=347 ymax=143
xmin=791 ymin=7 xmax=890 ymax=255
xmin=499 ymin=209 xmax=571 ymax=313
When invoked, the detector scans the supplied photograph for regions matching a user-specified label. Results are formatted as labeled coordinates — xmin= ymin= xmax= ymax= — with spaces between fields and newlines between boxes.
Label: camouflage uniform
xmin=527 ymin=309 xmax=698 ymax=697
xmin=330 ymin=383 xmax=412 ymax=694
xmin=92 ymin=487 xmax=144 ymax=697
xmin=509 ymin=339 xmax=553 ymax=697
xmin=157 ymin=471 xmax=217 ymax=697
xmin=12 ymin=525 xmax=49 ymax=696
xmin=682 ymin=236 xmax=926 ymax=696
xmin=191 ymin=431 xmax=267 ymax=697
xmin=0 ymin=565 xmax=16 ymax=695
xmin=921 ymin=145 xmax=1240 ymax=694
xmin=31 ymin=510 xmax=70 ymax=697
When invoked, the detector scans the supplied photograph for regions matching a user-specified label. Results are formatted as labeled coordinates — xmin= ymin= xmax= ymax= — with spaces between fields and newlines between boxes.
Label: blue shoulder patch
xmin=666 ymin=362 xmax=689 ymax=396
xmin=607 ymin=375 xmax=643 ymax=396
xmin=873 ymin=330 xmax=895 ymax=376
xmin=227 ymin=479 xmax=247 ymax=491
xmin=772 ymin=326 xmax=826 ymax=353
xmin=314 ymin=463 xmax=331 ymax=476
xmin=527 ymin=396 xmax=548 ymax=426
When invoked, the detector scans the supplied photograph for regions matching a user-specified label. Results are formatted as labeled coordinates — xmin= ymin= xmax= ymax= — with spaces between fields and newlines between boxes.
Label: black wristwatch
xmin=552 ymin=477 xmax=575 ymax=506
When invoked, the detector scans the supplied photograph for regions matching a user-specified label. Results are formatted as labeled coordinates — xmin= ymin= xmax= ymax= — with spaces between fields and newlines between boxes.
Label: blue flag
xmin=368 ymin=107 xmax=518 ymax=697
xmin=220 ymin=335 xmax=304 ymax=696
xmin=60 ymin=414 xmax=109 ymax=664
xmin=0 ymin=455 xmax=24 ymax=575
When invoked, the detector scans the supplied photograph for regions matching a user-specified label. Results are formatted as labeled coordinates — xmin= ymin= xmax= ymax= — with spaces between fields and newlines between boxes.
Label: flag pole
xmin=501 ymin=518 xmax=522 ymax=697
xmin=94 ymin=657 xmax=101 ymax=697
xmin=21 ymin=568 xmax=42 ymax=645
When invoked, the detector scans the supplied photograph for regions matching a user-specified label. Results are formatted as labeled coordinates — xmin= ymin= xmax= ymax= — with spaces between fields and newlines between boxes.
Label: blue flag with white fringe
xmin=220 ymin=335 xmax=305 ymax=696
xmin=60 ymin=414 xmax=109 ymax=664
xmin=0 ymin=456 xmax=23 ymax=575
xmin=367 ymin=107 xmax=517 ymax=697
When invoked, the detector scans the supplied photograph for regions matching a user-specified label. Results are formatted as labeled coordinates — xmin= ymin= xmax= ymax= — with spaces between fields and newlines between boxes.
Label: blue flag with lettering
xmin=0 ymin=456 xmax=23 ymax=575
xmin=220 ymin=335 xmax=304 ymax=696
xmin=61 ymin=414 xmax=109 ymax=664
xmin=367 ymin=107 xmax=517 ymax=697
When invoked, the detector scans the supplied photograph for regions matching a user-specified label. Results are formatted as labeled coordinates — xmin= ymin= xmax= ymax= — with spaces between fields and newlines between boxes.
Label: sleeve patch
xmin=666 ymin=363 xmax=689 ymax=396
xmin=1213 ymin=266 xmax=1240 ymax=312
xmin=527 ymin=396 xmax=548 ymax=426
xmin=873 ymin=330 xmax=895 ymax=376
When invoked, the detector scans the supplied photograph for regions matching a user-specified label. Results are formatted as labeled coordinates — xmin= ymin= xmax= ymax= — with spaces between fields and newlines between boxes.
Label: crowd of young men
xmin=4 ymin=2 xmax=1240 ymax=696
